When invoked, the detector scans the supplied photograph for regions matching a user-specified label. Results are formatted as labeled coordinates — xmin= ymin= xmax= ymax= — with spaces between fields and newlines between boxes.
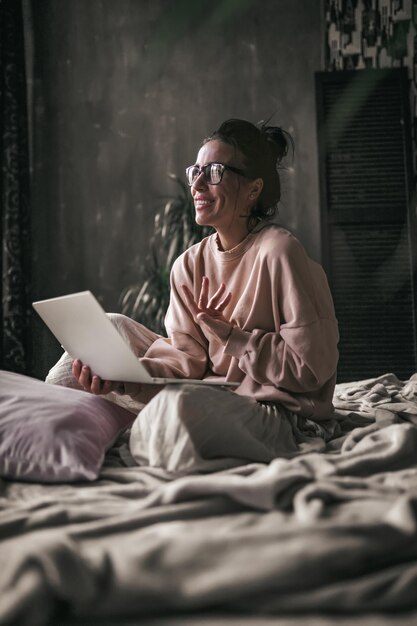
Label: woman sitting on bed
xmin=47 ymin=118 xmax=339 ymax=471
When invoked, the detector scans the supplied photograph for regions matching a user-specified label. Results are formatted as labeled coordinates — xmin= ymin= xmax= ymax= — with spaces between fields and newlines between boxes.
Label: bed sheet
xmin=1 ymin=373 xmax=417 ymax=625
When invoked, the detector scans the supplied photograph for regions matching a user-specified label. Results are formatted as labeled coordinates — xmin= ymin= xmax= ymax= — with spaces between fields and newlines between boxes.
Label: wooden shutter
xmin=316 ymin=68 xmax=417 ymax=382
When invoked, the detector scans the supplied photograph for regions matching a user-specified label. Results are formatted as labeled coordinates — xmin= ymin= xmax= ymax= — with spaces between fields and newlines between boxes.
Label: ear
xmin=248 ymin=178 xmax=263 ymax=202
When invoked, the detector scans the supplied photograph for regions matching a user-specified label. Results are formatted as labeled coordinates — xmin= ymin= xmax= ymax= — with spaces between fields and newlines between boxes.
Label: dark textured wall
xmin=28 ymin=0 xmax=323 ymax=379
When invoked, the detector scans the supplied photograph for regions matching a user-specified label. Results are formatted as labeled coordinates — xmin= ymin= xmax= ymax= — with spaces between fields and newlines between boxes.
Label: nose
xmin=191 ymin=170 xmax=208 ymax=191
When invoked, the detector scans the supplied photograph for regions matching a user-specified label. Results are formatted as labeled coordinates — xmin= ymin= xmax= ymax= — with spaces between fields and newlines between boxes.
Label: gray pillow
xmin=0 ymin=370 xmax=135 ymax=482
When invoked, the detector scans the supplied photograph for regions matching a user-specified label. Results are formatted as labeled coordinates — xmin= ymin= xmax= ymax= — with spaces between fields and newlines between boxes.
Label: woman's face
xmin=190 ymin=139 xmax=255 ymax=234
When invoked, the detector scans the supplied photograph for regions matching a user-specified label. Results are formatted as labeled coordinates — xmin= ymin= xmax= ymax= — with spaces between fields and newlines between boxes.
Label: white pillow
xmin=0 ymin=370 xmax=135 ymax=482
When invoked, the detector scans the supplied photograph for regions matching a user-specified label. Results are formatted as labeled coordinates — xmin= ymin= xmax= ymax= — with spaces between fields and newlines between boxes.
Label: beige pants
xmin=46 ymin=313 xmax=301 ymax=473
xmin=130 ymin=383 xmax=300 ymax=473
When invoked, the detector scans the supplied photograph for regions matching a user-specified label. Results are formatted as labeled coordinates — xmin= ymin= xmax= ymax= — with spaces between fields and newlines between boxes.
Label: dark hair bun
xmin=259 ymin=122 xmax=293 ymax=164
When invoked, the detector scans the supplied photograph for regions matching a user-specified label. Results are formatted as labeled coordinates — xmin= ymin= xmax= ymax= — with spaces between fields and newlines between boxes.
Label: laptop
xmin=32 ymin=291 xmax=238 ymax=387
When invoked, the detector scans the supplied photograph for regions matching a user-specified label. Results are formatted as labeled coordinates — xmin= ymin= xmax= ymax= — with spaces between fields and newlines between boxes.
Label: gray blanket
xmin=1 ymin=373 xmax=417 ymax=625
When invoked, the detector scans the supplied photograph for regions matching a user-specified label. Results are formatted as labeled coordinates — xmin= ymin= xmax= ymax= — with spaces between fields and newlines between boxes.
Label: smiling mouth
xmin=194 ymin=199 xmax=214 ymax=210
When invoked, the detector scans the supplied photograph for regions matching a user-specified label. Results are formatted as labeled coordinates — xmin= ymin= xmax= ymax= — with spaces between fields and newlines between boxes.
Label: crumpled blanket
xmin=1 ymin=373 xmax=417 ymax=625
xmin=333 ymin=371 xmax=417 ymax=419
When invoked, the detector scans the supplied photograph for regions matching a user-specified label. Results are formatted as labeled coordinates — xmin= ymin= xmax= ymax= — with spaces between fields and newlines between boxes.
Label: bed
xmin=1 ymin=369 xmax=417 ymax=626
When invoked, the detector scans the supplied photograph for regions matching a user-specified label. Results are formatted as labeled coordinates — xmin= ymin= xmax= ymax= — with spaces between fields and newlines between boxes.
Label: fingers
xmin=79 ymin=363 xmax=93 ymax=390
xmin=198 ymin=276 xmax=209 ymax=309
xmin=207 ymin=283 xmax=232 ymax=315
xmin=72 ymin=358 xmax=82 ymax=380
xmin=73 ymin=359 xmax=93 ymax=389
xmin=186 ymin=278 xmax=232 ymax=312
xmin=198 ymin=277 xmax=230 ymax=310
xmin=91 ymin=375 xmax=113 ymax=395
xmin=200 ymin=276 xmax=227 ymax=309
xmin=72 ymin=359 xmax=113 ymax=395
xmin=213 ymin=290 xmax=232 ymax=312
xmin=207 ymin=280 xmax=225 ymax=308
xmin=181 ymin=285 xmax=199 ymax=317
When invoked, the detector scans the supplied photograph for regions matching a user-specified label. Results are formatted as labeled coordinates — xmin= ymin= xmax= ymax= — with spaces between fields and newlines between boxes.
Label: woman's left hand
xmin=181 ymin=276 xmax=234 ymax=344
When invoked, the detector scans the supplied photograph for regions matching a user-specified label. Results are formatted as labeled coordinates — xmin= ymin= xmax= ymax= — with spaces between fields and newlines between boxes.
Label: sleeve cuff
xmin=224 ymin=326 xmax=252 ymax=358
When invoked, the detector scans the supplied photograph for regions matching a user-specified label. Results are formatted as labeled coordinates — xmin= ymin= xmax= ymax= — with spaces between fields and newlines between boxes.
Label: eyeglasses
xmin=185 ymin=162 xmax=247 ymax=186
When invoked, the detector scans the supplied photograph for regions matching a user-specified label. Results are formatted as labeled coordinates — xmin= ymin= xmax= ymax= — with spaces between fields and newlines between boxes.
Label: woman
xmin=47 ymin=118 xmax=339 ymax=472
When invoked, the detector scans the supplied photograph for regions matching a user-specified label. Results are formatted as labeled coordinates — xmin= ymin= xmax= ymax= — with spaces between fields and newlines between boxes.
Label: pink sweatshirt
xmin=141 ymin=225 xmax=339 ymax=419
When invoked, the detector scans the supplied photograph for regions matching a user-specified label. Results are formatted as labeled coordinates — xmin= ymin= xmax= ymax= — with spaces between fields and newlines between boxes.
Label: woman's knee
xmin=166 ymin=384 xmax=222 ymax=418
xmin=129 ymin=386 xmax=202 ymax=471
xmin=45 ymin=350 xmax=82 ymax=389
xmin=106 ymin=312 xmax=132 ymax=330
xmin=106 ymin=313 xmax=160 ymax=355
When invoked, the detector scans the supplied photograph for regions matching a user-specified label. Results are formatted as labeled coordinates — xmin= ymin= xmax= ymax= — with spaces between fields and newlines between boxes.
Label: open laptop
xmin=33 ymin=291 xmax=238 ymax=387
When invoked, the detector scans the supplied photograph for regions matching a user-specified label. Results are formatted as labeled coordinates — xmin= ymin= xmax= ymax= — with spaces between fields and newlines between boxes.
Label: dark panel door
xmin=316 ymin=68 xmax=417 ymax=382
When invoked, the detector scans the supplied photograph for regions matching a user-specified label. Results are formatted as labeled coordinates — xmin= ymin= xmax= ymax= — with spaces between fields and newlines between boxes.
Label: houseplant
xmin=120 ymin=174 xmax=212 ymax=335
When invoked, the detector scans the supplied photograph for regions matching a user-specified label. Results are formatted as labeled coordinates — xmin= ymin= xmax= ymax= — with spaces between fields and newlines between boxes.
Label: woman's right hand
xmin=72 ymin=359 xmax=125 ymax=395
xmin=72 ymin=359 xmax=162 ymax=403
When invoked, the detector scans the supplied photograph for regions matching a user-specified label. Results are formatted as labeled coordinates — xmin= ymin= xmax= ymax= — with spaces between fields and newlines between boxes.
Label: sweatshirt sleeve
xmin=223 ymin=235 xmax=339 ymax=393
xmin=140 ymin=253 xmax=209 ymax=379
